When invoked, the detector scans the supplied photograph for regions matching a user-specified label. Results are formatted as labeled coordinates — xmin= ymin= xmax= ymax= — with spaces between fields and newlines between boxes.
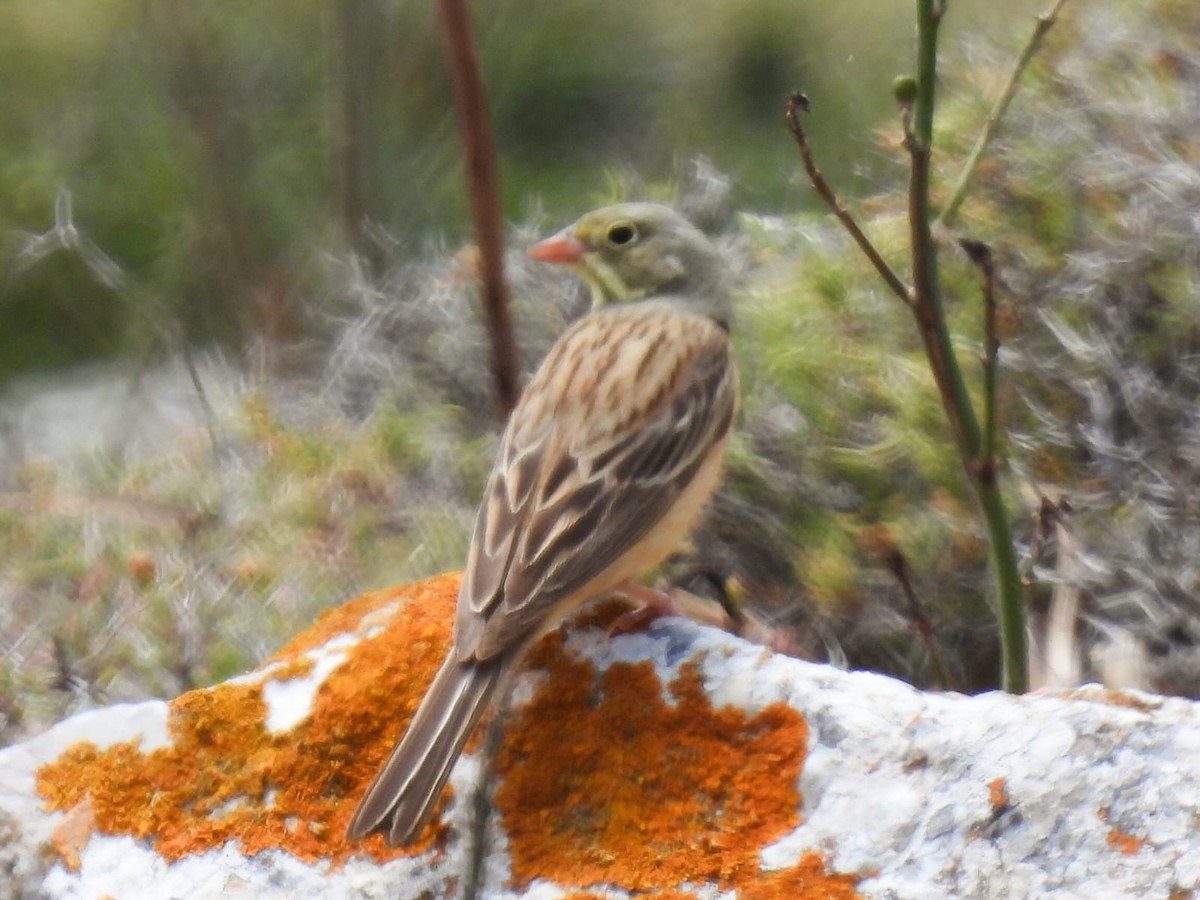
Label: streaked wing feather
xmin=462 ymin=318 xmax=735 ymax=660
xmin=454 ymin=441 xmax=545 ymax=658
xmin=345 ymin=654 xmax=504 ymax=844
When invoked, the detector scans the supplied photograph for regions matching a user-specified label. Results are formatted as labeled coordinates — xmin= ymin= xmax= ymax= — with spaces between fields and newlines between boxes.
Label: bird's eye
xmin=606 ymin=222 xmax=638 ymax=247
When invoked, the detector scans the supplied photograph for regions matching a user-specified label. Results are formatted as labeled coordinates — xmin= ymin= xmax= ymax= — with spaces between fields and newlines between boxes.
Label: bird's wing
xmin=455 ymin=307 xmax=737 ymax=661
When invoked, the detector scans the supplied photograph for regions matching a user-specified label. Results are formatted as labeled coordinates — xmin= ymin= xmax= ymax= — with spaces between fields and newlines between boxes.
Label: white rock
xmin=1 ymin=611 xmax=1198 ymax=899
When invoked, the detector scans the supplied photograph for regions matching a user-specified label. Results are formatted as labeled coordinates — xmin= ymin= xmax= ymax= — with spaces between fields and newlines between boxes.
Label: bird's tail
xmin=346 ymin=654 xmax=504 ymax=846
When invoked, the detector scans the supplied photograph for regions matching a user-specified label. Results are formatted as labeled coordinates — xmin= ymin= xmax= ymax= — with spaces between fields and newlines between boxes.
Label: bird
xmin=346 ymin=202 xmax=740 ymax=847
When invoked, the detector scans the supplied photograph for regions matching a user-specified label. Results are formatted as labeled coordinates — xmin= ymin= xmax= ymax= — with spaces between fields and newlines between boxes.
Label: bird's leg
xmin=607 ymin=579 xmax=734 ymax=635
xmin=607 ymin=579 xmax=799 ymax=654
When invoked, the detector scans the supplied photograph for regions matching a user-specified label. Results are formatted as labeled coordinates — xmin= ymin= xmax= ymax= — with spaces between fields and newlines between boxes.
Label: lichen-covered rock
xmin=1 ymin=574 xmax=1198 ymax=898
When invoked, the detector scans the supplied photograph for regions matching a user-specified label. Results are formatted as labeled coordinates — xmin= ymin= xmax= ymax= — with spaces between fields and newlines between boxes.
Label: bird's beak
xmin=528 ymin=229 xmax=586 ymax=265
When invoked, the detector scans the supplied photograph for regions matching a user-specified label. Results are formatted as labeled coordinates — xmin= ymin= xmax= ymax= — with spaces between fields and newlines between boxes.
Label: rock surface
xmin=1 ymin=573 xmax=1198 ymax=899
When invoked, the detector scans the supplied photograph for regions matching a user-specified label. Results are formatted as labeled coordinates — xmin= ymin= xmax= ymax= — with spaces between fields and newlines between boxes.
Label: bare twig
xmin=1026 ymin=492 xmax=1070 ymax=580
xmin=892 ymin=557 xmax=954 ymax=692
xmin=785 ymin=5 xmax=1030 ymax=692
xmin=906 ymin=3 xmax=983 ymax=463
xmin=807 ymin=2 xmax=1028 ymax=692
xmin=438 ymin=0 xmax=520 ymax=419
xmin=466 ymin=690 xmax=511 ymax=900
xmin=939 ymin=0 xmax=1071 ymax=228
xmin=1025 ymin=495 xmax=1083 ymax=690
xmin=51 ymin=636 xmax=74 ymax=693
xmin=785 ymin=94 xmax=913 ymax=307
xmin=0 ymin=490 xmax=201 ymax=533
xmin=328 ymin=0 xmax=387 ymax=269
xmin=167 ymin=321 xmax=223 ymax=460
xmin=862 ymin=527 xmax=955 ymax=690
xmin=960 ymin=238 xmax=999 ymax=471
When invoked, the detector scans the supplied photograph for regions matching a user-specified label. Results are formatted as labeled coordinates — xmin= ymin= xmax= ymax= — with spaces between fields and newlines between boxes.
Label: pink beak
xmin=528 ymin=230 xmax=586 ymax=265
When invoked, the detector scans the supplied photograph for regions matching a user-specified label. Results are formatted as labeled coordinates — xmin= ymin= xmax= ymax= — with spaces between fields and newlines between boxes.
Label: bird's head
xmin=529 ymin=202 xmax=731 ymax=326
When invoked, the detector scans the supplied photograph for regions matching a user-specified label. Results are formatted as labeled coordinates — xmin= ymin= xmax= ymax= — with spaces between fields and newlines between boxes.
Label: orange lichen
xmin=35 ymin=572 xmax=858 ymax=895
xmin=1106 ymin=828 xmax=1145 ymax=856
xmin=1097 ymin=807 xmax=1145 ymax=856
xmin=37 ymin=574 xmax=461 ymax=866
xmin=496 ymin=634 xmax=860 ymax=897
xmin=988 ymin=778 xmax=1009 ymax=809
xmin=1059 ymin=687 xmax=1160 ymax=713
xmin=741 ymin=854 xmax=861 ymax=899
xmin=266 ymin=653 xmax=316 ymax=682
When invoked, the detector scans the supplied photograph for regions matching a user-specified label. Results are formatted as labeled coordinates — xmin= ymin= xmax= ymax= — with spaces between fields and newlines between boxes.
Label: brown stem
xmin=465 ymin=698 xmax=506 ymax=900
xmin=329 ymin=0 xmax=381 ymax=267
xmin=960 ymin=238 xmax=999 ymax=470
xmin=785 ymin=94 xmax=913 ymax=307
xmin=438 ymin=0 xmax=521 ymax=419
xmin=1025 ymin=494 xmax=1083 ymax=690
xmin=904 ymin=110 xmax=983 ymax=464
xmin=885 ymin=545 xmax=955 ymax=690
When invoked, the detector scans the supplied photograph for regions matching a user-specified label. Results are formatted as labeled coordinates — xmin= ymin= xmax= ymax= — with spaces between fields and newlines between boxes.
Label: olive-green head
xmin=530 ymin=202 xmax=731 ymax=325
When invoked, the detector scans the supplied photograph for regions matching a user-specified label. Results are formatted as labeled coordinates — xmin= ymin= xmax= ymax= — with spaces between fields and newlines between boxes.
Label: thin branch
xmin=939 ymin=0 xmax=1071 ymax=228
xmin=438 ymin=0 xmax=520 ymax=419
xmin=864 ymin=532 xmax=955 ymax=696
xmin=787 ymin=5 xmax=1028 ymax=693
xmin=908 ymin=3 xmax=984 ymax=462
xmin=980 ymin=489 xmax=1028 ymax=693
xmin=171 ymin=322 xmax=223 ymax=461
xmin=0 ymin=489 xmax=210 ymax=534
xmin=464 ymin=699 xmax=507 ymax=900
xmin=1025 ymin=492 xmax=1071 ymax=582
xmin=328 ymin=0 xmax=382 ymax=268
xmin=785 ymin=94 xmax=913 ymax=307
xmin=1025 ymin=495 xmax=1082 ymax=690
xmin=960 ymin=238 xmax=999 ymax=468
xmin=914 ymin=0 xmax=1028 ymax=693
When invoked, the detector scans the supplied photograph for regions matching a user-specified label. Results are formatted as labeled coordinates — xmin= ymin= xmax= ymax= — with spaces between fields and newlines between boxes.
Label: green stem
xmin=982 ymin=256 xmax=998 ymax=468
xmin=912 ymin=0 xmax=1028 ymax=693
xmin=913 ymin=1 xmax=942 ymax=156
xmin=979 ymin=479 xmax=1027 ymax=692
xmin=939 ymin=0 xmax=1070 ymax=228
xmin=910 ymin=0 xmax=982 ymax=459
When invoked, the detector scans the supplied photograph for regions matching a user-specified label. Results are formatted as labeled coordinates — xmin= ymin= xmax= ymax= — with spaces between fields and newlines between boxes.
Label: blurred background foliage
xmin=0 ymin=0 xmax=1040 ymax=382
xmin=6 ymin=0 xmax=1200 ymax=742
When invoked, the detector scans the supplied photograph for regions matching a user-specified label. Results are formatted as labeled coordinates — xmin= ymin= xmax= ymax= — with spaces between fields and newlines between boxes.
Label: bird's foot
xmin=607 ymin=580 xmax=799 ymax=654
xmin=607 ymin=580 xmax=734 ymax=636
xmin=607 ymin=581 xmax=678 ymax=635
